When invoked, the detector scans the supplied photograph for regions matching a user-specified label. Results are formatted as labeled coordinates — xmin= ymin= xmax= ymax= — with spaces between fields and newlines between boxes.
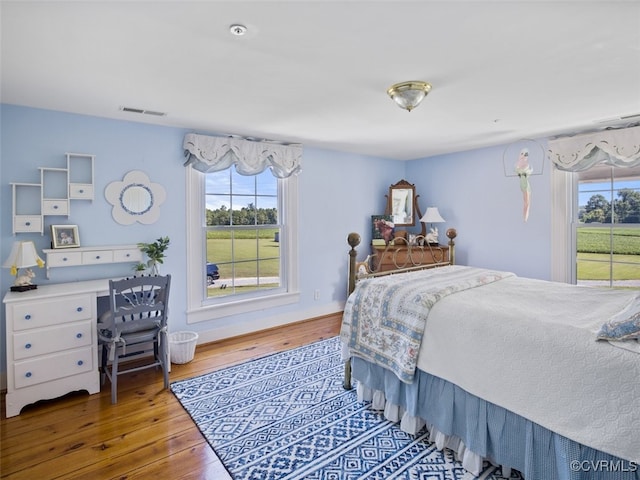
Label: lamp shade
xmin=420 ymin=207 xmax=445 ymax=224
xmin=3 ymin=241 xmax=45 ymax=273
xmin=387 ymin=81 xmax=432 ymax=112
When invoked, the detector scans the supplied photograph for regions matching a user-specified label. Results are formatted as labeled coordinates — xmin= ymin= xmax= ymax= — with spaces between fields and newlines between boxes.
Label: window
xmin=574 ymin=165 xmax=640 ymax=288
xmin=205 ymin=167 xmax=281 ymax=298
xmin=549 ymin=126 xmax=640 ymax=285
xmin=185 ymin=166 xmax=299 ymax=324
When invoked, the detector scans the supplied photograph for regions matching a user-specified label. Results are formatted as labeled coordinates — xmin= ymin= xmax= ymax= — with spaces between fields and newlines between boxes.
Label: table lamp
xmin=3 ymin=241 xmax=45 ymax=292
xmin=420 ymin=207 xmax=445 ymax=245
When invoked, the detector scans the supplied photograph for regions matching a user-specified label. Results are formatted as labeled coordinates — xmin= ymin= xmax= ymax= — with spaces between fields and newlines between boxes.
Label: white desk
xmin=3 ymin=279 xmax=111 ymax=417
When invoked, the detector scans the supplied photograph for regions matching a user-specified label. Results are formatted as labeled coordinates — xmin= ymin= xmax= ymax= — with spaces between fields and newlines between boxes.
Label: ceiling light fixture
xmin=387 ymin=81 xmax=432 ymax=112
xmin=230 ymin=24 xmax=247 ymax=36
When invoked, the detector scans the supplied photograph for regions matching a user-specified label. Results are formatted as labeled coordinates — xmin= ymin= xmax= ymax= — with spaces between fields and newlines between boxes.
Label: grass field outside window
xmin=576 ymin=226 xmax=640 ymax=286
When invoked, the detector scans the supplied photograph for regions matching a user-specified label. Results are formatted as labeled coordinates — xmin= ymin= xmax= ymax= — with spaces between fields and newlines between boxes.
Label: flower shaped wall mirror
xmin=105 ymin=170 xmax=166 ymax=225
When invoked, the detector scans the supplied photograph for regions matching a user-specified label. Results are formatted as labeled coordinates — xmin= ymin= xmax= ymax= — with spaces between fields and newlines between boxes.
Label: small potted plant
xmin=137 ymin=236 xmax=170 ymax=275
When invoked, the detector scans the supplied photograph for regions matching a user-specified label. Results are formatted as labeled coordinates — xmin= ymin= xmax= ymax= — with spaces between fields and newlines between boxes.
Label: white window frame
xmin=552 ymin=164 xmax=640 ymax=285
xmin=551 ymin=167 xmax=576 ymax=283
xmin=185 ymin=167 xmax=300 ymax=324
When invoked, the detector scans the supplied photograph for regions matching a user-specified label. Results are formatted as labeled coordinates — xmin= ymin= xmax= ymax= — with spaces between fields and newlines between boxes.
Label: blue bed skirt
xmin=352 ymin=357 xmax=639 ymax=480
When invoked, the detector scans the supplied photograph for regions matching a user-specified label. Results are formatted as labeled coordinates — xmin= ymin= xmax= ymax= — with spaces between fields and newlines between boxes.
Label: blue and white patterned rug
xmin=171 ymin=336 xmax=512 ymax=480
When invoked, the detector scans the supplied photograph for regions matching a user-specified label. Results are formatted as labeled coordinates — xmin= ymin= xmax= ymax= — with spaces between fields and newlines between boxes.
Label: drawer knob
xmin=25 ymin=221 xmax=31 ymax=226
xmin=95 ymin=255 xmax=100 ymax=259
xmin=76 ymin=307 xmax=83 ymax=312
xmin=24 ymin=314 xmax=31 ymax=320
xmin=76 ymin=333 xmax=83 ymax=338
xmin=25 ymin=343 xmax=32 ymax=349
xmin=25 ymin=372 xmax=32 ymax=378
xmin=53 ymin=205 xmax=59 ymax=209
xmin=63 ymin=257 xmax=68 ymax=262
xmin=79 ymin=189 xmax=84 ymax=193
xmin=77 ymin=360 xmax=84 ymax=366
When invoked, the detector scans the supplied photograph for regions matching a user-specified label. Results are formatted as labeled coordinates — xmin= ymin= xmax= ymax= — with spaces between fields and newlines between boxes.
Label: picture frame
xmin=51 ymin=225 xmax=80 ymax=249
xmin=371 ymin=215 xmax=394 ymax=245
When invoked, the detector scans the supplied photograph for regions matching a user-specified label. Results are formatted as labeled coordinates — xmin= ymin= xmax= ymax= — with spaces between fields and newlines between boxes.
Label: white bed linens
xmin=417 ymin=273 xmax=640 ymax=463
xmin=341 ymin=265 xmax=514 ymax=383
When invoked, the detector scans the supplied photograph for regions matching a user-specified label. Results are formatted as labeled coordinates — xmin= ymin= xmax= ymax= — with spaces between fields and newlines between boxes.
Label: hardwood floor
xmin=1 ymin=313 xmax=342 ymax=480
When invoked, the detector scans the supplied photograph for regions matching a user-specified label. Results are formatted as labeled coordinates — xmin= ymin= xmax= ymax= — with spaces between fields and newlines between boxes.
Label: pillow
xmin=597 ymin=296 xmax=640 ymax=341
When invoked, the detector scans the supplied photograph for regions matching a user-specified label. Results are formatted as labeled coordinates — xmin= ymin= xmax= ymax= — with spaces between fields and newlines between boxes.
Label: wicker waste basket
xmin=169 ymin=331 xmax=199 ymax=364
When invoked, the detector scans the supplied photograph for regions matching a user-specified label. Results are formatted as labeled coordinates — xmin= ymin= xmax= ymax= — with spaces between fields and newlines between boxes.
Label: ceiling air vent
xmin=120 ymin=106 xmax=167 ymax=117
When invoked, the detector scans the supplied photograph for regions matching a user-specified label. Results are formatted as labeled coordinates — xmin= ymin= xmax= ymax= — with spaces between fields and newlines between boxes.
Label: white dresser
xmin=3 ymin=279 xmax=110 ymax=417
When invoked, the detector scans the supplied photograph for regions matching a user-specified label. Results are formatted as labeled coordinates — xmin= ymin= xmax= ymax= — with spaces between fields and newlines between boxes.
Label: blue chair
xmin=98 ymin=275 xmax=171 ymax=403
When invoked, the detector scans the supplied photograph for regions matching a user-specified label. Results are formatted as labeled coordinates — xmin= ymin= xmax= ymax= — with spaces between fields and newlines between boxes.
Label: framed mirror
xmin=105 ymin=170 xmax=166 ymax=225
xmin=385 ymin=179 xmax=421 ymax=227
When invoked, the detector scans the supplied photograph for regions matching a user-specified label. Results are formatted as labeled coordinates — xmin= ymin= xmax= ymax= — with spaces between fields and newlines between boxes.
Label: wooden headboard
xmin=346 ymin=229 xmax=457 ymax=296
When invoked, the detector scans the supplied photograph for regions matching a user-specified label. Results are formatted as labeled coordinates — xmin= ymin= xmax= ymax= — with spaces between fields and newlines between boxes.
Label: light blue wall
xmin=0 ymin=104 xmax=555 ymax=381
xmin=407 ymin=143 xmax=552 ymax=280
xmin=0 ymin=104 xmax=404 ymax=378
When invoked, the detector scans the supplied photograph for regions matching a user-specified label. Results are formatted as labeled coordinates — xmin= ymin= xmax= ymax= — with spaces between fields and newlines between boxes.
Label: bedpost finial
xmin=347 ymin=232 xmax=361 ymax=248
xmin=446 ymin=228 xmax=457 ymax=240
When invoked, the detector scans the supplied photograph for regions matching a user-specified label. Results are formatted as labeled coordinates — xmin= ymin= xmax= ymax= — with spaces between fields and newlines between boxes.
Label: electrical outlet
xmin=314 ymin=289 xmax=320 ymax=300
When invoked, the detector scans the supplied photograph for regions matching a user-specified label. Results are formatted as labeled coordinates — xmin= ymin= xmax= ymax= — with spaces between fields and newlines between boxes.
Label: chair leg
xmin=100 ymin=344 xmax=108 ymax=386
xmin=162 ymin=342 xmax=169 ymax=389
xmin=111 ymin=351 xmax=118 ymax=404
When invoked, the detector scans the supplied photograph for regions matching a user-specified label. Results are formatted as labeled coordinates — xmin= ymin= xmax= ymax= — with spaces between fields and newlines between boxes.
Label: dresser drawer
xmin=82 ymin=250 xmax=114 ymax=265
xmin=13 ymin=215 xmax=42 ymax=233
xmin=13 ymin=347 xmax=94 ymax=389
xmin=42 ymin=199 xmax=69 ymax=215
xmin=13 ymin=321 xmax=93 ymax=360
xmin=46 ymin=250 xmax=82 ymax=267
xmin=11 ymin=294 xmax=94 ymax=331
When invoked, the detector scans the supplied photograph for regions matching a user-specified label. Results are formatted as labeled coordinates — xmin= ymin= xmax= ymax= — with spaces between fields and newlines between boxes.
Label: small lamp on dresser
xmin=420 ymin=207 xmax=445 ymax=245
xmin=3 ymin=241 xmax=45 ymax=292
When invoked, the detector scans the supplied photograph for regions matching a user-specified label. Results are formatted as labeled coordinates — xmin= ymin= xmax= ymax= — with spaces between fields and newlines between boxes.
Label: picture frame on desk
xmin=51 ymin=224 xmax=80 ymax=249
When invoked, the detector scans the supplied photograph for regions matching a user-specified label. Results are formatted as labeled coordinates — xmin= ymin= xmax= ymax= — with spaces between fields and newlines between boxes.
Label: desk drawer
xmin=13 ymin=321 xmax=93 ymax=360
xmin=14 ymin=347 xmax=94 ymax=388
xmin=12 ymin=294 xmax=94 ymax=331
xmin=82 ymin=250 xmax=114 ymax=265
xmin=46 ymin=251 xmax=82 ymax=267
xmin=113 ymin=248 xmax=142 ymax=263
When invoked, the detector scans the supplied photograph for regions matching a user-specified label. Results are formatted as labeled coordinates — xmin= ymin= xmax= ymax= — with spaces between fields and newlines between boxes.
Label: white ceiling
xmin=2 ymin=0 xmax=640 ymax=161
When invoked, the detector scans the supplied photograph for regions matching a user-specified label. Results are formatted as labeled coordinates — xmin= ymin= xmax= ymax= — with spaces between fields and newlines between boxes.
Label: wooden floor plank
xmin=1 ymin=314 xmax=341 ymax=479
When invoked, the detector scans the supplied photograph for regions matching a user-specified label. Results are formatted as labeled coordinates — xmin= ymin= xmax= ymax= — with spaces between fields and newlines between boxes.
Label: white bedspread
xmin=418 ymin=274 xmax=640 ymax=463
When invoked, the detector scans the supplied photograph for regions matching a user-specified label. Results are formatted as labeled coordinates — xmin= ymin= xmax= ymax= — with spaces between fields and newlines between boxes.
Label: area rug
xmin=170 ymin=336 xmax=512 ymax=480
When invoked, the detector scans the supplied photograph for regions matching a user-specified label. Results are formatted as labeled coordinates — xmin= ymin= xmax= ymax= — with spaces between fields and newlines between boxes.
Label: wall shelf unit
xmin=10 ymin=153 xmax=95 ymax=235
xmin=42 ymin=245 xmax=143 ymax=278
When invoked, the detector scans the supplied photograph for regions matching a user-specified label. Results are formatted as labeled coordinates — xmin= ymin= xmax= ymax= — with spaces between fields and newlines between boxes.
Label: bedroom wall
xmin=0 ymin=103 xmax=402 ymax=382
xmin=407 ymin=143 xmax=552 ymax=280
xmin=0 ymin=104 xmax=556 ymax=384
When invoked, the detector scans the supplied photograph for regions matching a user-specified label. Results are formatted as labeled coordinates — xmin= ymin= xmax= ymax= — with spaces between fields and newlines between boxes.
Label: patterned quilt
xmin=341 ymin=265 xmax=514 ymax=383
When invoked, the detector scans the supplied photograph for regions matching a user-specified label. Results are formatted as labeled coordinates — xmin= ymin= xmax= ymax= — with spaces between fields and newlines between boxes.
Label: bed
xmin=340 ymin=232 xmax=640 ymax=480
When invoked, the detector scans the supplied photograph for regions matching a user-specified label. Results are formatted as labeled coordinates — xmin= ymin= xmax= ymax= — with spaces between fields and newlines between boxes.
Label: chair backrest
xmin=107 ymin=274 xmax=171 ymax=333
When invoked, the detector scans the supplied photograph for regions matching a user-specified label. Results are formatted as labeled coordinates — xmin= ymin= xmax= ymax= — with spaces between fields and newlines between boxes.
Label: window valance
xmin=183 ymin=133 xmax=302 ymax=178
xmin=548 ymin=124 xmax=640 ymax=172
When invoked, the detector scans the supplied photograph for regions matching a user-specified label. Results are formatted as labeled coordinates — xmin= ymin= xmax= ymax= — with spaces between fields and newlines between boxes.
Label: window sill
xmin=186 ymin=290 xmax=301 ymax=324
